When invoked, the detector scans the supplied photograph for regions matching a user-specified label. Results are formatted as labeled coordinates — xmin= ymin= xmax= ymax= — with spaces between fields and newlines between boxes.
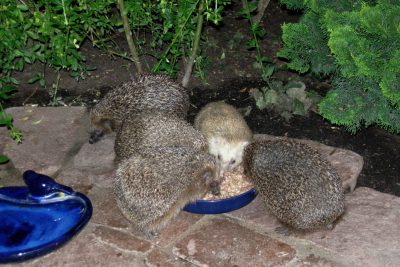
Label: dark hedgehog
xmin=89 ymin=73 xmax=189 ymax=143
xmin=114 ymin=112 xmax=207 ymax=163
xmin=114 ymin=146 xmax=218 ymax=236
xmin=243 ymin=139 xmax=345 ymax=230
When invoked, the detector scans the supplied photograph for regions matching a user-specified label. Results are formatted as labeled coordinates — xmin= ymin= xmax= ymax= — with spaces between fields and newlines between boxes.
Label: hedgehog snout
xmin=203 ymin=170 xmax=220 ymax=195
xmin=89 ymin=129 xmax=104 ymax=144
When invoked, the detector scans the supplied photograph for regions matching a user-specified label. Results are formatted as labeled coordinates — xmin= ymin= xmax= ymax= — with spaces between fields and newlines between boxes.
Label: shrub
xmin=278 ymin=0 xmax=400 ymax=133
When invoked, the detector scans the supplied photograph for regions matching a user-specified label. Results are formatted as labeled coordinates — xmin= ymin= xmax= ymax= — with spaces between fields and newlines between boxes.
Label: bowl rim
xmin=193 ymin=187 xmax=257 ymax=203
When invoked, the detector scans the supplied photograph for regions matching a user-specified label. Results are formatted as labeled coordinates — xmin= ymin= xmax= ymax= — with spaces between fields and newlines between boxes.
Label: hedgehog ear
xmin=240 ymin=141 xmax=250 ymax=150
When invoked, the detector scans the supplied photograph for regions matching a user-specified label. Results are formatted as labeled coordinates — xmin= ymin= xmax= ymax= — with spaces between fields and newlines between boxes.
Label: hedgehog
xmin=243 ymin=139 xmax=345 ymax=230
xmin=114 ymin=146 xmax=218 ymax=236
xmin=114 ymin=112 xmax=208 ymax=163
xmin=89 ymin=73 xmax=189 ymax=143
xmin=194 ymin=101 xmax=253 ymax=177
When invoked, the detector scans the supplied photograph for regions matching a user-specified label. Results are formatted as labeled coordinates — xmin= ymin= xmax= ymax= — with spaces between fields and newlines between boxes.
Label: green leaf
xmin=9 ymin=77 xmax=19 ymax=85
xmin=26 ymin=31 xmax=39 ymax=40
xmin=262 ymin=65 xmax=275 ymax=80
xmin=28 ymin=74 xmax=42 ymax=84
xmin=0 ymin=155 xmax=9 ymax=164
xmin=246 ymin=39 xmax=257 ymax=49
xmin=15 ymin=59 xmax=25 ymax=71
xmin=39 ymin=78 xmax=45 ymax=87
xmin=0 ymin=111 xmax=13 ymax=127
xmin=0 ymin=86 xmax=17 ymax=100
xmin=17 ymin=5 xmax=29 ymax=11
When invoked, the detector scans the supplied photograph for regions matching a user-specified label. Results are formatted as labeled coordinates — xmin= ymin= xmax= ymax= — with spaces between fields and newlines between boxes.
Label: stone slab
xmin=297 ymin=187 xmax=400 ymax=267
xmin=173 ymin=217 xmax=296 ymax=267
xmin=145 ymin=249 xmax=194 ymax=267
xmin=87 ymin=186 xmax=132 ymax=229
xmin=55 ymin=133 xmax=116 ymax=189
xmin=92 ymin=225 xmax=152 ymax=254
xmin=24 ymin=224 xmax=146 ymax=267
xmin=228 ymin=187 xmax=400 ymax=267
xmin=56 ymin=167 xmax=115 ymax=190
xmin=292 ymin=254 xmax=343 ymax=267
xmin=227 ymin=195 xmax=281 ymax=231
xmin=0 ymin=107 xmax=88 ymax=176
xmin=155 ymin=212 xmax=204 ymax=247
xmin=72 ymin=133 xmax=116 ymax=173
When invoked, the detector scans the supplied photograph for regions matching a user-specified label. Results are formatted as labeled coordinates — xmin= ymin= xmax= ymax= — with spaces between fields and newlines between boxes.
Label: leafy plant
xmin=151 ymin=0 xmax=232 ymax=78
xmin=278 ymin=0 xmax=400 ymax=133
xmin=238 ymin=0 xmax=275 ymax=81
xmin=0 ymin=85 xmax=22 ymax=164
xmin=0 ymin=0 xmax=121 ymax=98
xmin=249 ymin=80 xmax=321 ymax=121
xmin=0 ymin=86 xmax=22 ymax=143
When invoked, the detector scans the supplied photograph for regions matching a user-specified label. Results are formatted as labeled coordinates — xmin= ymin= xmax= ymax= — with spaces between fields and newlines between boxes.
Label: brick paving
xmin=1 ymin=107 xmax=399 ymax=267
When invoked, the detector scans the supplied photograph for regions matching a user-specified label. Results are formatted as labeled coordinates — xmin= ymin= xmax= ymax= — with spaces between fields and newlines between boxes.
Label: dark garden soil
xmin=4 ymin=0 xmax=400 ymax=196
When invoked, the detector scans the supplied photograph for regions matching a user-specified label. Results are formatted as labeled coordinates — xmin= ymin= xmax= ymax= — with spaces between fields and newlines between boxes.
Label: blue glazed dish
xmin=183 ymin=188 xmax=257 ymax=214
xmin=0 ymin=170 xmax=92 ymax=263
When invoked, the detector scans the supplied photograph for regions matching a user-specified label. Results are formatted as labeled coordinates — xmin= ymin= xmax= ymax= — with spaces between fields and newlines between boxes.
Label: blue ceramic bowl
xmin=0 ymin=170 xmax=92 ymax=263
xmin=183 ymin=188 xmax=257 ymax=214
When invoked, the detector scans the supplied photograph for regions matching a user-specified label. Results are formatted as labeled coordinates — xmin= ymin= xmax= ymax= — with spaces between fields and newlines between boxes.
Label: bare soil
xmin=4 ymin=0 xmax=400 ymax=196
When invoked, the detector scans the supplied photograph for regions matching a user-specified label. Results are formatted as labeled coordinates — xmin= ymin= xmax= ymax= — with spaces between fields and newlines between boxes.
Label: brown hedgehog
xmin=114 ymin=112 xmax=207 ymax=163
xmin=114 ymin=146 xmax=218 ymax=236
xmin=89 ymin=73 xmax=189 ymax=143
xmin=243 ymin=139 xmax=345 ymax=230
xmin=194 ymin=101 xmax=253 ymax=177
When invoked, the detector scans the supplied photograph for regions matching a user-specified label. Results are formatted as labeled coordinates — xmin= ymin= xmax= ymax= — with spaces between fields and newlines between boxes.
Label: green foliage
xmin=249 ymin=80 xmax=321 ymax=121
xmin=0 ymin=0 xmax=118 ymax=148
xmin=0 ymin=86 xmax=22 ymax=142
xmin=238 ymin=0 xmax=274 ymax=81
xmin=278 ymin=0 xmax=400 ymax=133
xmin=0 ymin=0 xmax=233 ymax=83
xmin=151 ymin=0 xmax=232 ymax=76
xmin=0 ymin=0 xmax=117 ymax=90
xmin=278 ymin=12 xmax=336 ymax=76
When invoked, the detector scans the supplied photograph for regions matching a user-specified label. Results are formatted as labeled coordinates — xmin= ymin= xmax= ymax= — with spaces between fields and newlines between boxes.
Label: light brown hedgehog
xmin=194 ymin=101 xmax=253 ymax=177
xmin=114 ymin=146 xmax=218 ymax=236
xmin=243 ymin=139 xmax=345 ymax=230
xmin=89 ymin=73 xmax=189 ymax=143
xmin=114 ymin=112 xmax=207 ymax=163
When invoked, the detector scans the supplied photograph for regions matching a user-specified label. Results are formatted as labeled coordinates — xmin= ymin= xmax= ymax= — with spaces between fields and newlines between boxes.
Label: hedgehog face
xmin=209 ymin=137 xmax=249 ymax=177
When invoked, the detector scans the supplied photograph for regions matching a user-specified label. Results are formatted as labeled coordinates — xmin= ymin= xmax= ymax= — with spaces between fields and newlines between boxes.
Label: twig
xmin=252 ymin=0 xmax=271 ymax=25
xmin=117 ymin=0 xmax=143 ymax=74
xmin=182 ymin=0 xmax=205 ymax=88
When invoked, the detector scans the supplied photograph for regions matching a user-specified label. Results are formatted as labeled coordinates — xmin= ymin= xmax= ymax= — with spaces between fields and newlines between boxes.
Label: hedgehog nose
xmin=209 ymin=180 xmax=221 ymax=196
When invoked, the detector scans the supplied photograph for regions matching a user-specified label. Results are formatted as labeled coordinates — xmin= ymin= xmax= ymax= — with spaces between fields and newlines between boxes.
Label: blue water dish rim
xmin=0 ymin=187 xmax=93 ymax=263
xmin=183 ymin=188 xmax=257 ymax=214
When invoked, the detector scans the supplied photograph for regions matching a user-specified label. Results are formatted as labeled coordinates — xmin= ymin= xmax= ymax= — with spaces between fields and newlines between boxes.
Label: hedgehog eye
xmin=230 ymin=159 xmax=236 ymax=165
xmin=217 ymin=154 xmax=221 ymax=160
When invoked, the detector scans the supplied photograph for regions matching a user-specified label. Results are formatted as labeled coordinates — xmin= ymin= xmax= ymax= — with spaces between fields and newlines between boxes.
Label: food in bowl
xmin=202 ymin=166 xmax=253 ymax=200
